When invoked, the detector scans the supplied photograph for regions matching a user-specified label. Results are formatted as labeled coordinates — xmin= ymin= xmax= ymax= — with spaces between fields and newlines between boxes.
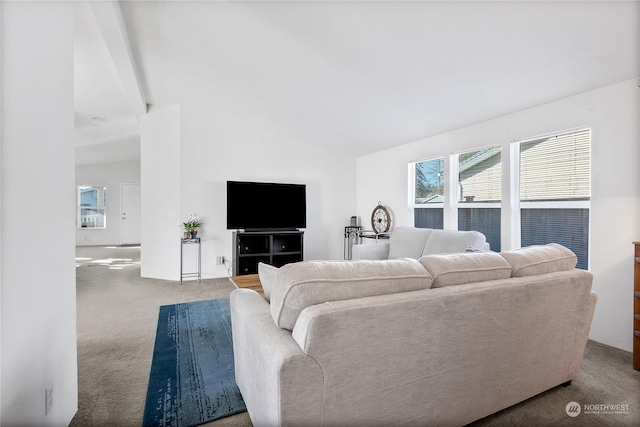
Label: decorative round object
xmin=371 ymin=202 xmax=391 ymax=234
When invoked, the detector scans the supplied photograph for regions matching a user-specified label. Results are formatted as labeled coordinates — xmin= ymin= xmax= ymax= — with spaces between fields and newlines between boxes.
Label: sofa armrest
xmin=569 ymin=290 xmax=598 ymax=377
xmin=351 ymin=242 xmax=390 ymax=260
xmin=230 ymin=289 xmax=324 ymax=426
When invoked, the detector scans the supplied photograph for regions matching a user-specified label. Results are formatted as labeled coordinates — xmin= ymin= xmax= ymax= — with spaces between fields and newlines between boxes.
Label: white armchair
xmin=351 ymin=241 xmax=390 ymax=260
xmin=352 ymin=226 xmax=489 ymax=260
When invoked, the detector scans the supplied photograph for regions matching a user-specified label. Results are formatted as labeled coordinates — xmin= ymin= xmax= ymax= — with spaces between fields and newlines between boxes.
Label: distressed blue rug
xmin=143 ymin=299 xmax=246 ymax=427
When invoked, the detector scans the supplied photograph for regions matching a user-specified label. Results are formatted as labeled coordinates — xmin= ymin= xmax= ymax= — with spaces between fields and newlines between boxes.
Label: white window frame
xmin=408 ymin=128 xmax=590 ymax=263
xmin=513 ymin=127 xmax=591 ymax=268
xmin=410 ymin=157 xmax=447 ymax=228
xmin=454 ymin=146 xmax=503 ymax=208
xmin=454 ymin=146 xmax=503 ymax=250
xmin=78 ymin=185 xmax=107 ymax=229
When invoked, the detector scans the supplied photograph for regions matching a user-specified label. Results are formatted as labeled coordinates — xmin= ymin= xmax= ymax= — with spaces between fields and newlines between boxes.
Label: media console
xmin=232 ymin=230 xmax=304 ymax=276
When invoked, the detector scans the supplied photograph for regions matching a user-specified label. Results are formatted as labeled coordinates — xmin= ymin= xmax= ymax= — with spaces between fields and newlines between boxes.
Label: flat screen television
xmin=227 ymin=181 xmax=306 ymax=230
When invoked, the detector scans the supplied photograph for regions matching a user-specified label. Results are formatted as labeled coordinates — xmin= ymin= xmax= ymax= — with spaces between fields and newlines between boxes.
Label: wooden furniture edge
xmin=230 ymin=273 xmax=265 ymax=296
xmin=633 ymin=242 xmax=639 ymax=370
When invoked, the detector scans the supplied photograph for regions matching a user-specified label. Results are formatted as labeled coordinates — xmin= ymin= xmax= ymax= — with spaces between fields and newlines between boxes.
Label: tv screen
xmin=227 ymin=181 xmax=306 ymax=230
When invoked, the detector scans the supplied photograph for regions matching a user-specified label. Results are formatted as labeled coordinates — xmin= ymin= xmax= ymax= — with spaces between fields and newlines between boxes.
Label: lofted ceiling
xmin=74 ymin=0 xmax=640 ymax=165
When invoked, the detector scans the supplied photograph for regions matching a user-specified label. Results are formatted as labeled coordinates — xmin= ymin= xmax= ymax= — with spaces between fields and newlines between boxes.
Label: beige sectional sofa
xmin=352 ymin=226 xmax=490 ymax=260
xmin=230 ymin=243 xmax=596 ymax=426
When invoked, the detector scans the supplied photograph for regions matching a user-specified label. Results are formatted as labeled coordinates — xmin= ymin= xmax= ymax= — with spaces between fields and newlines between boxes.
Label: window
xmin=413 ymin=157 xmax=444 ymax=229
xmin=519 ymin=129 xmax=590 ymax=269
xmin=457 ymin=146 xmax=501 ymax=251
xmin=78 ymin=186 xmax=106 ymax=229
xmin=408 ymin=128 xmax=590 ymax=267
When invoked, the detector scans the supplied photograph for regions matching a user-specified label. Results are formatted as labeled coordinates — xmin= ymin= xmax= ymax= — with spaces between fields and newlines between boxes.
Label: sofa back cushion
xmin=501 ymin=243 xmax=577 ymax=277
xmin=418 ymin=251 xmax=512 ymax=288
xmin=270 ymin=258 xmax=433 ymax=330
xmin=258 ymin=262 xmax=279 ymax=302
xmin=387 ymin=227 xmax=433 ymax=259
xmin=421 ymin=229 xmax=488 ymax=255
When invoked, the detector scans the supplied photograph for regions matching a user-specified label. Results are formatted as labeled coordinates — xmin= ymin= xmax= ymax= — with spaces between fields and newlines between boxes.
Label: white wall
xmin=356 ymin=79 xmax=640 ymax=352
xmin=140 ymin=105 xmax=182 ymax=280
xmin=140 ymin=104 xmax=356 ymax=281
xmin=0 ymin=1 xmax=78 ymax=425
xmin=76 ymin=160 xmax=141 ymax=246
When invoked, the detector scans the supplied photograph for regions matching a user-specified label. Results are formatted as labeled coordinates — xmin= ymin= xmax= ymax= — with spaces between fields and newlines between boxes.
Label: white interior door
xmin=121 ymin=183 xmax=141 ymax=245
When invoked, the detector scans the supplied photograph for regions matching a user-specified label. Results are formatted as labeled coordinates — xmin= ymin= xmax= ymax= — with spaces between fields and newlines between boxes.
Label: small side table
xmin=180 ymin=237 xmax=201 ymax=283
xmin=360 ymin=230 xmax=390 ymax=242
xmin=344 ymin=226 xmax=362 ymax=260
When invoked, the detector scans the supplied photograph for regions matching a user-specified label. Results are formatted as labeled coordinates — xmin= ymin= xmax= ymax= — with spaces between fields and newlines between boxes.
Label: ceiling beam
xmin=88 ymin=0 xmax=147 ymax=116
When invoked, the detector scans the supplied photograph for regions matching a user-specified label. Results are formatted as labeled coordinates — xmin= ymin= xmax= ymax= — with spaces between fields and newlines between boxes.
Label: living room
xmin=1 ymin=1 xmax=639 ymax=426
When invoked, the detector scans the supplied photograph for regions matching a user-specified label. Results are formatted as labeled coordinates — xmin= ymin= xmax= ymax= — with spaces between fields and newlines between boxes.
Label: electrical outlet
xmin=45 ymin=382 xmax=54 ymax=415
xmin=216 ymin=256 xmax=225 ymax=265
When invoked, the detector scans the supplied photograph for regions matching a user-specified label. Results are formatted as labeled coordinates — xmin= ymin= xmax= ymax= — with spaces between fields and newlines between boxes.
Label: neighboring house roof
xmin=416 ymin=194 xmax=444 ymax=204
xmin=458 ymin=146 xmax=501 ymax=173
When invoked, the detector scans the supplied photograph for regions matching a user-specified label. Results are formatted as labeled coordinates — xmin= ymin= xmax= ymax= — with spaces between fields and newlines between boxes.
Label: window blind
xmin=521 ymin=208 xmax=589 ymax=269
xmin=459 ymin=208 xmax=501 ymax=251
xmin=520 ymin=129 xmax=590 ymax=202
xmin=519 ymin=128 xmax=591 ymax=269
xmin=415 ymin=209 xmax=444 ymax=229
xmin=457 ymin=146 xmax=501 ymax=250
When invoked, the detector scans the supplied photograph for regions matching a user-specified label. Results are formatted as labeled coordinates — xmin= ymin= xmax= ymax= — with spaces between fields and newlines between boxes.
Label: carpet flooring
xmin=72 ymin=245 xmax=639 ymax=426
xmin=71 ymin=245 xmax=251 ymax=427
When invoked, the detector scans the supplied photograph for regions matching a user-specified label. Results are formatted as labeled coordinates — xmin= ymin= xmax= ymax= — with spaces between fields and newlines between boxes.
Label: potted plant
xmin=183 ymin=219 xmax=202 ymax=239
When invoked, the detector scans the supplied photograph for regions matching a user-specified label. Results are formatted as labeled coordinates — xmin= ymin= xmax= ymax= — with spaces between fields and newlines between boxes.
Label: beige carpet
xmin=72 ymin=245 xmax=639 ymax=426
xmin=71 ymin=245 xmax=251 ymax=427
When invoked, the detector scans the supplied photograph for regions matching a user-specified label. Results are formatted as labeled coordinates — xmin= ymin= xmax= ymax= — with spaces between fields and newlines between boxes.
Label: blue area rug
xmin=143 ymin=299 xmax=246 ymax=427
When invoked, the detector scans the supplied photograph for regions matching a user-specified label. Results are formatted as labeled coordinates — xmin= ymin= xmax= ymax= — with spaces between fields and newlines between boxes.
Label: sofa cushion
xmin=387 ymin=226 xmax=433 ymax=259
xmin=258 ymin=262 xmax=279 ymax=302
xmin=270 ymin=258 xmax=433 ymax=330
xmin=500 ymin=243 xmax=577 ymax=277
xmin=421 ymin=229 xmax=487 ymax=255
xmin=418 ymin=252 xmax=512 ymax=288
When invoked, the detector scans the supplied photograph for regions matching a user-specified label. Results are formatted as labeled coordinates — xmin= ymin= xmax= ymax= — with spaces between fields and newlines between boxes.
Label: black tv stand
xmin=232 ymin=229 xmax=304 ymax=276
xmin=243 ymin=227 xmax=299 ymax=232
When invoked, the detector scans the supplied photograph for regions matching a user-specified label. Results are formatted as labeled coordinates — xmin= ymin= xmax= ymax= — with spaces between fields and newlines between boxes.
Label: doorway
xmin=121 ymin=183 xmax=141 ymax=245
